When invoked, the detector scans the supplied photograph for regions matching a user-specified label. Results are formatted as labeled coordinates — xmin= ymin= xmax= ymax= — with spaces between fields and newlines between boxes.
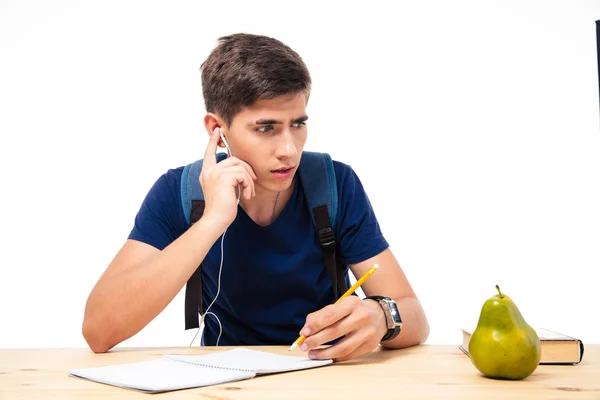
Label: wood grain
xmin=1 ymin=345 xmax=598 ymax=399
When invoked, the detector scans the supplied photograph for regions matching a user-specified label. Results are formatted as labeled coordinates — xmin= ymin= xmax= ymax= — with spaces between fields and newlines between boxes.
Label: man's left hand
xmin=297 ymin=296 xmax=388 ymax=362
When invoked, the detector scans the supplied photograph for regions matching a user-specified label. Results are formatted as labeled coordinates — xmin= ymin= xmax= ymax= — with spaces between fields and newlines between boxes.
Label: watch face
xmin=387 ymin=301 xmax=402 ymax=325
xmin=380 ymin=302 xmax=393 ymax=329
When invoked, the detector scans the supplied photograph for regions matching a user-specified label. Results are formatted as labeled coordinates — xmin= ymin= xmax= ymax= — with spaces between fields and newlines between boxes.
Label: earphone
xmin=219 ymin=128 xmax=241 ymax=204
xmin=220 ymin=129 xmax=232 ymax=158
xmin=188 ymin=127 xmax=236 ymax=347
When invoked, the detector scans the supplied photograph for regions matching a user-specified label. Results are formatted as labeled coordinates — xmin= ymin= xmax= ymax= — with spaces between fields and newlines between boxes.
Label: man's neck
xmin=240 ymin=178 xmax=295 ymax=227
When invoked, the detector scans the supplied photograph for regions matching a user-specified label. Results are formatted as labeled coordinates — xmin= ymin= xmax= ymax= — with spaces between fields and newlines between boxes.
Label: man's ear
xmin=203 ymin=113 xmax=227 ymax=148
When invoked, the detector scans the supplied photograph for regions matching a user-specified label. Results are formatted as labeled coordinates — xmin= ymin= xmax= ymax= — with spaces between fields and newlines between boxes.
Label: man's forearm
xmin=82 ymin=215 xmax=226 ymax=353
xmin=380 ymin=297 xmax=430 ymax=349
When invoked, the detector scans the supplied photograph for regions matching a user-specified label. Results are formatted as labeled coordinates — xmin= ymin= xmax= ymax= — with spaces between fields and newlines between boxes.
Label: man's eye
xmin=293 ymin=121 xmax=306 ymax=128
xmin=257 ymin=125 xmax=274 ymax=133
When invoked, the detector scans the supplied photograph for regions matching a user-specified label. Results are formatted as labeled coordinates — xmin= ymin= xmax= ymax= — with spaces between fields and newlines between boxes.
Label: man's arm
xmin=298 ymin=247 xmax=429 ymax=361
xmin=83 ymin=127 xmax=257 ymax=353
xmin=82 ymin=215 xmax=226 ymax=353
xmin=350 ymin=247 xmax=430 ymax=349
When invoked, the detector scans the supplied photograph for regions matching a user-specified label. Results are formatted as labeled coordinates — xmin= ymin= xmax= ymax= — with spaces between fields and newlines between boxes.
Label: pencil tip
xmin=289 ymin=343 xmax=297 ymax=351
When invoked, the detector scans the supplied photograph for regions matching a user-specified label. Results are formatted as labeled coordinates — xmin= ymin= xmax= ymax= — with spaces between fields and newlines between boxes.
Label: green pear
xmin=468 ymin=285 xmax=541 ymax=380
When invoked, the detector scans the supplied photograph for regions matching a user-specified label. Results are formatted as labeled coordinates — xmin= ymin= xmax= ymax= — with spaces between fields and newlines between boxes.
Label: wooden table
xmin=1 ymin=345 xmax=598 ymax=399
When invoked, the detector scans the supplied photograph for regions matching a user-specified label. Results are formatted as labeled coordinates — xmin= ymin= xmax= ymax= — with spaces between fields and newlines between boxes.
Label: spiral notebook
xmin=68 ymin=348 xmax=332 ymax=393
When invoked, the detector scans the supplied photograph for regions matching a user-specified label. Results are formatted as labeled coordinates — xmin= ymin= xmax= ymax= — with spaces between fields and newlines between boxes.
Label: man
xmin=82 ymin=33 xmax=429 ymax=362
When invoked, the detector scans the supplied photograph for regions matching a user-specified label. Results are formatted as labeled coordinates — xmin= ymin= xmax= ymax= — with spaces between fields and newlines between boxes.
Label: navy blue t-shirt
xmin=128 ymin=159 xmax=389 ymax=346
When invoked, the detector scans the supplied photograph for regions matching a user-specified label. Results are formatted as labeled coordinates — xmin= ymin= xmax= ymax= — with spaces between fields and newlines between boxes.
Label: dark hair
xmin=200 ymin=33 xmax=312 ymax=125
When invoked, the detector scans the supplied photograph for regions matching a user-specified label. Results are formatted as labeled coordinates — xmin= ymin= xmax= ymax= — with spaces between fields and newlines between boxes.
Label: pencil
xmin=288 ymin=263 xmax=380 ymax=351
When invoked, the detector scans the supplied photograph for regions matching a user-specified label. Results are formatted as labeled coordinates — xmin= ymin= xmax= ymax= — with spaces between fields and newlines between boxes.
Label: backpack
xmin=180 ymin=151 xmax=349 ymax=330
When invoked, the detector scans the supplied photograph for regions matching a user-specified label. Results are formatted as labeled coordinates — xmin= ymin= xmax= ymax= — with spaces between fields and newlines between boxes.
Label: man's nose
xmin=275 ymin=129 xmax=298 ymax=158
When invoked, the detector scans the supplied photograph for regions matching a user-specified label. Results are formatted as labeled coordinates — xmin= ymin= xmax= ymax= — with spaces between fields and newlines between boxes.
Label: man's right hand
xmin=200 ymin=127 xmax=257 ymax=228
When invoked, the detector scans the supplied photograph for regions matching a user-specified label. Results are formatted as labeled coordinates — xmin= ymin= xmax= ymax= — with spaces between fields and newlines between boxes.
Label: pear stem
xmin=496 ymin=285 xmax=503 ymax=298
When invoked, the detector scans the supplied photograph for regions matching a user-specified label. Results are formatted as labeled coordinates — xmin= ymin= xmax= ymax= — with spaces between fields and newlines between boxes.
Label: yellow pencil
xmin=288 ymin=264 xmax=380 ymax=351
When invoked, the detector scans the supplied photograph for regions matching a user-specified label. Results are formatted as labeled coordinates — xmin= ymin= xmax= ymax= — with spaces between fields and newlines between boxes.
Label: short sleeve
xmin=127 ymin=167 xmax=188 ymax=250
xmin=334 ymin=161 xmax=390 ymax=265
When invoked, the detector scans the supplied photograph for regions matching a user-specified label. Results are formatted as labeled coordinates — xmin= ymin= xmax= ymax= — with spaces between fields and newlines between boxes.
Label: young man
xmin=82 ymin=33 xmax=429 ymax=362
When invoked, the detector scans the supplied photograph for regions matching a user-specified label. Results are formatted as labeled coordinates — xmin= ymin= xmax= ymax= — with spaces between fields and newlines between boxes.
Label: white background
xmin=1 ymin=0 xmax=600 ymax=350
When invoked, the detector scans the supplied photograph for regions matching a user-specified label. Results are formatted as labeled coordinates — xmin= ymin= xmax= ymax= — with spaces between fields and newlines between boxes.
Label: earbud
xmin=219 ymin=128 xmax=232 ymax=157
xmin=217 ymin=127 xmax=240 ymax=204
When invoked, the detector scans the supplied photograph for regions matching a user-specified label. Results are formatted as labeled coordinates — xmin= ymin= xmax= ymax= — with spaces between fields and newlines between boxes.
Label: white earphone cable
xmin=189 ymin=131 xmax=238 ymax=347
xmin=189 ymin=225 xmax=226 ymax=347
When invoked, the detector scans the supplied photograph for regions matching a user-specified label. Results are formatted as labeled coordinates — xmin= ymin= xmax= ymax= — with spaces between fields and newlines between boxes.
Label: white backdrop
xmin=1 ymin=0 xmax=600 ymax=350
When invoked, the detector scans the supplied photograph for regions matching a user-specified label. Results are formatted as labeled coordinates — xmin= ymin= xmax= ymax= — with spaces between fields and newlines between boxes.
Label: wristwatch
xmin=365 ymin=296 xmax=402 ymax=341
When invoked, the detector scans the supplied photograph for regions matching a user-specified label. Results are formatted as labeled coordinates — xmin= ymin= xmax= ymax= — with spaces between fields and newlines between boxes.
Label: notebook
xmin=68 ymin=348 xmax=332 ymax=393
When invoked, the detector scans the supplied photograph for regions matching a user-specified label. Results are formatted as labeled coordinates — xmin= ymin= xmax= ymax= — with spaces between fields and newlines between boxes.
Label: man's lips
xmin=271 ymin=166 xmax=295 ymax=173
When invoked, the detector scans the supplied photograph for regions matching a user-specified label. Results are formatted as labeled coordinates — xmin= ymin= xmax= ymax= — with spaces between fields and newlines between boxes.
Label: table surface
xmin=1 ymin=344 xmax=598 ymax=399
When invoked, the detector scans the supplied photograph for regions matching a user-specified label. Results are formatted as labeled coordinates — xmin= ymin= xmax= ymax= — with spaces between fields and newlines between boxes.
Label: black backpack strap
xmin=297 ymin=151 xmax=349 ymax=300
xmin=184 ymin=199 xmax=206 ymax=330
xmin=313 ymin=205 xmax=348 ymax=299
xmin=181 ymin=154 xmax=227 ymax=331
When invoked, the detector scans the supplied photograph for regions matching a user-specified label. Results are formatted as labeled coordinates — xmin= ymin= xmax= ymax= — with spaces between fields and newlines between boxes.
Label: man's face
xmin=225 ymin=92 xmax=308 ymax=193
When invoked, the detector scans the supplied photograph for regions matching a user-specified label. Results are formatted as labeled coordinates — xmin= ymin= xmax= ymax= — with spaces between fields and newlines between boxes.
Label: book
xmin=459 ymin=328 xmax=584 ymax=365
xmin=69 ymin=348 xmax=332 ymax=393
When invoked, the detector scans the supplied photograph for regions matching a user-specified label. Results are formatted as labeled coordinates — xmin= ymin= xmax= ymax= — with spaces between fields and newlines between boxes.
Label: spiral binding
xmin=163 ymin=355 xmax=255 ymax=374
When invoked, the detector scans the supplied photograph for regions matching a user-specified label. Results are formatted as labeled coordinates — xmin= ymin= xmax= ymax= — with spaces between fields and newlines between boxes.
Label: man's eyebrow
xmin=254 ymin=119 xmax=280 ymax=125
xmin=293 ymin=115 xmax=309 ymax=123
xmin=253 ymin=115 xmax=309 ymax=125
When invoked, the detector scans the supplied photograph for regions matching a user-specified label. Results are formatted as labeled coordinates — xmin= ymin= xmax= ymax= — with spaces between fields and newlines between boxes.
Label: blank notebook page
xmin=166 ymin=348 xmax=333 ymax=374
xmin=69 ymin=358 xmax=255 ymax=393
